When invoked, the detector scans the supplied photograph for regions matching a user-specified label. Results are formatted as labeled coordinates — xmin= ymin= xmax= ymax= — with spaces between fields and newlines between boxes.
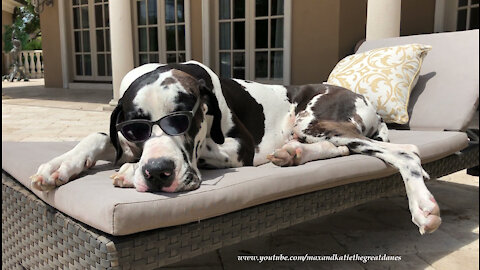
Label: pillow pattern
xmin=327 ymin=44 xmax=431 ymax=124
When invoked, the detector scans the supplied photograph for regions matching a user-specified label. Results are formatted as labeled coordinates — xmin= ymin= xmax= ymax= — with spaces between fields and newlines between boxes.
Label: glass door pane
xmin=164 ymin=0 xmax=187 ymax=63
xmin=253 ymin=0 xmax=284 ymax=81
xmin=73 ymin=0 xmax=92 ymax=77
xmin=94 ymin=0 xmax=111 ymax=77
xmin=218 ymin=0 xmax=246 ymax=79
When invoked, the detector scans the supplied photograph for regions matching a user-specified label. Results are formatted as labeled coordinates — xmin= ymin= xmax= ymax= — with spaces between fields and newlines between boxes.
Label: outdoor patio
xmin=2 ymin=79 xmax=479 ymax=269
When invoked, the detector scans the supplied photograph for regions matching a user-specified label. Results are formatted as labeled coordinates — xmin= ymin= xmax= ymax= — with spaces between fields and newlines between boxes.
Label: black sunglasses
xmin=116 ymin=98 xmax=200 ymax=142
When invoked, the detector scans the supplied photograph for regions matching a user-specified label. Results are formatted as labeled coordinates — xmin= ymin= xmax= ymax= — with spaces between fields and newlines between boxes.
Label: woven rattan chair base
xmin=2 ymin=144 xmax=478 ymax=270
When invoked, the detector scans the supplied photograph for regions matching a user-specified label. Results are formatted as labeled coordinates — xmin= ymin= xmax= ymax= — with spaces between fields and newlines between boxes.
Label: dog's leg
xmin=267 ymin=140 xmax=349 ymax=166
xmin=339 ymin=137 xmax=439 ymax=234
xmin=198 ymin=137 xmax=244 ymax=168
xmin=31 ymin=133 xmax=117 ymax=191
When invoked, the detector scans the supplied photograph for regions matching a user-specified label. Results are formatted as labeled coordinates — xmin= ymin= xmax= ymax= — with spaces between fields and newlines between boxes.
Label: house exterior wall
xmin=190 ymin=0 xmax=203 ymax=62
xmin=39 ymin=4 xmax=63 ymax=88
xmin=290 ymin=0 xmax=369 ymax=85
xmin=291 ymin=0 xmax=340 ymax=84
xmin=401 ymin=0 xmax=436 ymax=36
xmin=37 ymin=1 xmax=437 ymax=89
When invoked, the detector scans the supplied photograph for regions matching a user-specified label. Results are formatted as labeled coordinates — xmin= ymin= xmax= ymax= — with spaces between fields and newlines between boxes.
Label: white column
xmin=108 ymin=1 xmax=135 ymax=106
xmin=366 ymin=0 xmax=401 ymax=41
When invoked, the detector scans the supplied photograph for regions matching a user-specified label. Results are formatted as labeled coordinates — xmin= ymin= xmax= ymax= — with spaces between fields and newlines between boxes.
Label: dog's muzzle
xmin=142 ymin=157 xmax=176 ymax=189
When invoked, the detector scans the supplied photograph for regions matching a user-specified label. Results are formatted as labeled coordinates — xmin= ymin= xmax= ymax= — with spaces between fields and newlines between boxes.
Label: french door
xmin=215 ymin=0 xmax=290 ymax=84
xmin=71 ymin=0 xmax=112 ymax=81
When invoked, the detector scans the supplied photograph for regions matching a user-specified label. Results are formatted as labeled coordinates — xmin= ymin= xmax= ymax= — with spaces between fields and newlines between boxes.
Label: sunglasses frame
xmin=116 ymin=97 xmax=200 ymax=142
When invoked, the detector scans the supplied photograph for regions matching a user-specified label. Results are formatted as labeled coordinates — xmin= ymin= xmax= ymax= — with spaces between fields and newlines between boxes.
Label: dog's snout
xmin=143 ymin=158 xmax=175 ymax=187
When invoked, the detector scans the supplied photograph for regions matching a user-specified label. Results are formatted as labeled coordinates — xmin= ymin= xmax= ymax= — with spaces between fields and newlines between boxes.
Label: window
xmin=215 ymin=0 xmax=290 ymax=83
xmin=133 ymin=0 xmax=191 ymax=66
xmin=457 ymin=0 xmax=479 ymax=30
xmin=71 ymin=0 xmax=112 ymax=81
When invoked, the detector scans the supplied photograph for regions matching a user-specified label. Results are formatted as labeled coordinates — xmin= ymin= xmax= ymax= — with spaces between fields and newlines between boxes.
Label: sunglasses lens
xmin=121 ymin=122 xmax=151 ymax=142
xmin=159 ymin=114 xmax=190 ymax=135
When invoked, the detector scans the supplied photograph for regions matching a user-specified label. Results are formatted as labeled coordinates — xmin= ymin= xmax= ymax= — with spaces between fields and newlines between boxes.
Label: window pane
xmin=106 ymin=29 xmax=110 ymax=51
xmin=83 ymin=31 xmax=90 ymax=52
xmin=139 ymin=54 xmax=149 ymax=65
xmin=149 ymin=27 xmax=158 ymax=51
xmin=233 ymin=0 xmax=245 ymax=18
xmin=167 ymin=53 xmax=176 ymax=63
xmin=255 ymin=52 xmax=268 ymax=78
xmin=177 ymin=0 xmax=185 ymax=22
xmin=271 ymin=0 xmax=284 ymax=15
xmin=219 ymin=0 xmax=230 ymax=19
xmin=97 ymin=53 xmax=105 ymax=76
xmin=139 ymin=28 xmax=147 ymax=51
xmin=149 ymin=53 xmax=159 ymax=63
xmin=233 ymin=52 xmax=245 ymax=79
xmin=457 ymin=9 xmax=467 ymax=30
xmin=73 ymin=8 xmax=80 ymax=29
xmin=165 ymin=0 xmax=175 ymax=23
xmin=73 ymin=0 xmax=79 ymax=5
xmin=458 ymin=0 xmax=468 ymax=7
xmin=84 ymin=55 xmax=92 ymax=76
xmin=95 ymin=5 xmax=103 ymax=27
xmin=104 ymin=3 xmax=109 ymax=26
xmin=74 ymin=31 xmax=81 ymax=52
xmin=220 ymin=52 xmax=231 ymax=78
xmin=472 ymin=0 xmax=479 ymax=4
xmin=256 ymin=0 xmax=268 ymax=17
xmin=76 ymin=54 xmax=83 ymax=75
xmin=106 ymin=53 xmax=112 ymax=76
xmin=470 ymin=7 xmax=479 ymax=30
xmin=233 ymin=22 xmax=245 ymax=49
xmin=255 ymin=19 xmax=268 ymax=48
xmin=177 ymin=25 xmax=185 ymax=50
xmin=81 ymin=0 xmax=88 ymax=4
xmin=219 ymin=22 xmax=231 ymax=50
xmin=179 ymin=53 xmax=186 ymax=62
xmin=270 ymin=51 xmax=283 ymax=78
xmin=96 ymin=30 xmax=105 ymax=52
xmin=81 ymin=6 xmax=89 ymax=28
xmin=148 ymin=0 xmax=157 ymax=24
xmin=137 ymin=1 xmax=146 ymax=25
xmin=271 ymin=18 xmax=283 ymax=48
xmin=166 ymin=25 xmax=176 ymax=51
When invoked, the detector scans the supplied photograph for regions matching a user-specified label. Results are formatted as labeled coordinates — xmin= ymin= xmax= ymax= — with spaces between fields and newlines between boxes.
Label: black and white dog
xmin=31 ymin=61 xmax=440 ymax=234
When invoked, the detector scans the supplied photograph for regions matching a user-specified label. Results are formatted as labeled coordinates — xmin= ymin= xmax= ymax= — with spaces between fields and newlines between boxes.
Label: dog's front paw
xmin=111 ymin=163 xmax=136 ymax=188
xmin=31 ymin=157 xmax=95 ymax=192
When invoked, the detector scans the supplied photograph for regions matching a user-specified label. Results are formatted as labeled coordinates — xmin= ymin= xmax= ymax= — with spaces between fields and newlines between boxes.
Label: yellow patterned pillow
xmin=327 ymin=44 xmax=431 ymax=124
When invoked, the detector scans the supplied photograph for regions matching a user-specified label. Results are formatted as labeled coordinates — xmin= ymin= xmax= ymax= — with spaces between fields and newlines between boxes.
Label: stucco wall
xmin=401 ymin=0 xmax=436 ymax=36
xmin=39 ymin=4 xmax=63 ymax=88
xmin=338 ymin=0 xmax=367 ymax=59
xmin=291 ymin=0 xmax=340 ymax=84
xmin=190 ymin=0 xmax=203 ymax=62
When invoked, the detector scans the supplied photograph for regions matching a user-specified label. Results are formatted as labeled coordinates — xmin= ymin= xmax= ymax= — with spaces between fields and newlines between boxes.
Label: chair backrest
xmin=357 ymin=30 xmax=479 ymax=131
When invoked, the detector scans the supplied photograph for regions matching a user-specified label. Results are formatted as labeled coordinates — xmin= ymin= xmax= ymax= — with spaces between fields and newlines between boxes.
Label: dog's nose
xmin=142 ymin=158 xmax=175 ymax=187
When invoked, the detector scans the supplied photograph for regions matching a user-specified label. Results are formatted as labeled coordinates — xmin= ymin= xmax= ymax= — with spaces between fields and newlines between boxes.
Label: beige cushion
xmin=327 ymin=44 xmax=431 ymax=124
xmin=1 ymin=131 xmax=468 ymax=235
xmin=356 ymin=30 xmax=479 ymax=131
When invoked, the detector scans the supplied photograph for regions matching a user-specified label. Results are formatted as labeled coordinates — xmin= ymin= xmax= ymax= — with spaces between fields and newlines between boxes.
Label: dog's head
xmin=110 ymin=66 xmax=224 ymax=192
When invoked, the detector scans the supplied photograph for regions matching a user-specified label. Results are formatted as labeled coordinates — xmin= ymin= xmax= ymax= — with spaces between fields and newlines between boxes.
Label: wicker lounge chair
xmin=2 ymin=30 xmax=478 ymax=269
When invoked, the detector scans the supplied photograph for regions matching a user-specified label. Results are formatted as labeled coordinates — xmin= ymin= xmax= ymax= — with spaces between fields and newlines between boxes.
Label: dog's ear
xmin=109 ymin=102 xmax=124 ymax=164
xmin=198 ymin=79 xmax=225 ymax=144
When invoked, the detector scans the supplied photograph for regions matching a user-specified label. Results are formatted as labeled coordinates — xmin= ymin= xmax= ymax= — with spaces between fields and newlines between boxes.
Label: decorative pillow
xmin=327 ymin=44 xmax=431 ymax=124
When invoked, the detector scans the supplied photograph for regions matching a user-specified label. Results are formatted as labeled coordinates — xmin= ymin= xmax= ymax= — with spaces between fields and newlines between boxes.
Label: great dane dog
xmin=31 ymin=61 xmax=441 ymax=234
